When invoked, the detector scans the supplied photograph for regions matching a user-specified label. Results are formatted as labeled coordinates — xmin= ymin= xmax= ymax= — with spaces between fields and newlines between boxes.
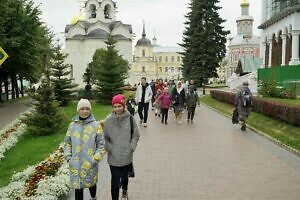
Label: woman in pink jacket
xmin=154 ymin=87 xmax=172 ymax=125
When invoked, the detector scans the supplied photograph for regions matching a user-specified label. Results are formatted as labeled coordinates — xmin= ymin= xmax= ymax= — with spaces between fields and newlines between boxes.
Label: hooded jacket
xmin=104 ymin=111 xmax=140 ymax=167
xmin=64 ymin=115 xmax=105 ymax=189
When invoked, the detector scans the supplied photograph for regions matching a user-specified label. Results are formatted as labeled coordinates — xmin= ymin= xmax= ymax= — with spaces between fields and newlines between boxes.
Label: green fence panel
xmin=258 ymin=65 xmax=300 ymax=95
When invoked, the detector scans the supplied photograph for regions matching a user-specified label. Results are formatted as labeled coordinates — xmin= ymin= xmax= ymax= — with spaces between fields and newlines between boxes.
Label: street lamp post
xmin=202 ymin=60 xmax=206 ymax=95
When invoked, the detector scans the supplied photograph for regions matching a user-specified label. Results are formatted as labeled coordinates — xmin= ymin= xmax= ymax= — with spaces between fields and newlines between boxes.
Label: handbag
xmin=127 ymin=115 xmax=135 ymax=178
xmin=232 ymin=108 xmax=239 ymax=124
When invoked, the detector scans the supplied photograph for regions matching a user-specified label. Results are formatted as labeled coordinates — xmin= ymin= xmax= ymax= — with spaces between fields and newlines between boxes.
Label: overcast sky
xmin=33 ymin=0 xmax=261 ymax=47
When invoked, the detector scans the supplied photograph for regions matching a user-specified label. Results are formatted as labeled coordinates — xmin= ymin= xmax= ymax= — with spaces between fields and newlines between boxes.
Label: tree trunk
xmin=11 ymin=75 xmax=16 ymax=99
xmin=0 ymin=79 xmax=3 ymax=102
xmin=20 ymin=77 xmax=24 ymax=97
xmin=4 ymin=77 xmax=9 ymax=101
xmin=14 ymin=75 xmax=20 ymax=98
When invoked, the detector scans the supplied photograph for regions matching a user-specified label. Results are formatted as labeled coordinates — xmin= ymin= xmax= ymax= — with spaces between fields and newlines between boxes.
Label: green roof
xmin=239 ymin=56 xmax=263 ymax=73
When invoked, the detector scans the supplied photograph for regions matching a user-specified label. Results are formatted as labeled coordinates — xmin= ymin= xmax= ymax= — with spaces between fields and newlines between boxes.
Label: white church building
xmin=64 ymin=0 xmax=133 ymax=87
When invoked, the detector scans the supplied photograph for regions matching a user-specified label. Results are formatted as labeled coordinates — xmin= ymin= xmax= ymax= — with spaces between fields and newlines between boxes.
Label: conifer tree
xmin=90 ymin=35 xmax=129 ymax=104
xmin=22 ymin=56 xmax=64 ymax=136
xmin=51 ymin=44 xmax=77 ymax=106
xmin=180 ymin=0 xmax=229 ymax=82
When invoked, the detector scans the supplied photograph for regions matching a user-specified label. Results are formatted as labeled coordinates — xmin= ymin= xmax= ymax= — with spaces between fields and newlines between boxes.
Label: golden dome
xmin=70 ymin=11 xmax=85 ymax=25
xmin=241 ymin=0 xmax=249 ymax=6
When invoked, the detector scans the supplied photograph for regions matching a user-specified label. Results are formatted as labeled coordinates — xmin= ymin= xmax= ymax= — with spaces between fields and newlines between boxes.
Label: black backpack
xmin=241 ymin=89 xmax=252 ymax=107
xmin=126 ymin=99 xmax=135 ymax=116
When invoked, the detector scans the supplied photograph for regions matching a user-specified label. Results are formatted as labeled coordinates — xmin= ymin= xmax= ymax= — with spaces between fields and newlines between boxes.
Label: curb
xmin=201 ymin=103 xmax=300 ymax=158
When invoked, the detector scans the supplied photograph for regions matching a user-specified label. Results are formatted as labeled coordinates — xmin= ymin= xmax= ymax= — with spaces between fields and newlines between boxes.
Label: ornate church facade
xmin=226 ymin=0 xmax=260 ymax=80
xmin=64 ymin=0 xmax=133 ymax=87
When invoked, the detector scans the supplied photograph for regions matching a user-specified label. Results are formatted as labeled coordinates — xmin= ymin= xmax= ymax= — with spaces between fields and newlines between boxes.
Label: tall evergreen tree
xmin=51 ymin=44 xmax=77 ymax=106
xmin=90 ymin=35 xmax=129 ymax=104
xmin=22 ymin=56 xmax=64 ymax=136
xmin=180 ymin=0 xmax=230 ymax=82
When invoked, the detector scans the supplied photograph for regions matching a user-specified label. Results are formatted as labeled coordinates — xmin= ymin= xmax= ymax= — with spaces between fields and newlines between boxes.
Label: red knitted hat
xmin=112 ymin=94 xmax=126 ymax=108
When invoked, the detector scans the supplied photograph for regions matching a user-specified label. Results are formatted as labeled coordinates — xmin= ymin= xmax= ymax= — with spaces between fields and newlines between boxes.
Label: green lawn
xmin=0 ymin=101 xmax=111 ymax=187
xmin=201 ymin=95 xmax=300 ymax=151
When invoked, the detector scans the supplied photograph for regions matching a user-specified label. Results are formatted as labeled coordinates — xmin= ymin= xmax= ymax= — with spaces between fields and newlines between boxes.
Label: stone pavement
xmin=68 ymin=105 xmax=300 ymax=200
xmin=0 ymin=98 xmax=30 ymax=129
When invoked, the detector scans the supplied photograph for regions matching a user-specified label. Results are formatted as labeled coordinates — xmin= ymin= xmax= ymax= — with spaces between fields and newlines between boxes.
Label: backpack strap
xmin=130 ymin=115 xmax=133 ymax=139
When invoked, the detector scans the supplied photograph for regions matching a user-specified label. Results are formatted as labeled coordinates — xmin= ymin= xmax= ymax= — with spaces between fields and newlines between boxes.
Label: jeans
xmin=138 ymin=102 xmax=149 ymax=123
xmin=109 ymin=163 xmax=132 ymax=200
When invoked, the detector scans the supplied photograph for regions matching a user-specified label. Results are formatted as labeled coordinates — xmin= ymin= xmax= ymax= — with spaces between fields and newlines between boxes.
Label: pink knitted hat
xmin=112 ymin=94 xmax=126 ymax=108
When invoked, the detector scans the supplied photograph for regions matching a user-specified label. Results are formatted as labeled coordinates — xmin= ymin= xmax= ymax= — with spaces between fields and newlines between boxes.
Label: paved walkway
xmin=0 ymin=98 xmax=30 ymax=129
xmin=67 ymin=105 xmax=300 ymax=200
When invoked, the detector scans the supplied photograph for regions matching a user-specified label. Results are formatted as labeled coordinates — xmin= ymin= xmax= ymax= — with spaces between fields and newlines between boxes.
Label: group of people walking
xmin=135 ymin=77 xmax=200 ymax=126
xmin=63 ymin=77 xmax=253 ymax=200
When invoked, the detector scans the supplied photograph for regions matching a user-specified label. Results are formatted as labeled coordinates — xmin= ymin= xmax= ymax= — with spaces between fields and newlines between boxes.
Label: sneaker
xmin=161 ymin=120 xmax=164 ymax=124
xmin=187 ymin=119 xmax=190 ymax=123
xmin=165 ymin=122 xmax=168 ymax=125
xmin=178 ymin=121 xmax=182 ymax=125
xmin=121 ymin=190 xmax=128 ymax=200
xmin=143 ymin=123 xmax=147 ymax=127
xmin=158 ymin=114 xmax=161 ymax=118
xmin=139 ymin=120 xmax=143 ymax=125
xmin=90 ymin=197 xmax=97 ymax=200
xmin=155 ymin=113 xmax=157 ymax=117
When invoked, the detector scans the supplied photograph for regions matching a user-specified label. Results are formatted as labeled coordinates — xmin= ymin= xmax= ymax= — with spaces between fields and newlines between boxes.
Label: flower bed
xmin=0 ymin=145 xmax=71 ymax=199
xmin=0 ymin=111 xmax=31 ymax=161
xmin=210 ymin=90 xmax=300 ymax=126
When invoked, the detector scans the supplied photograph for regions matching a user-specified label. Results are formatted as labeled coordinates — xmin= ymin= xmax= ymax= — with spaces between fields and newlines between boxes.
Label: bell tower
xmin=85 ymin=0 xmax=116 ymax=23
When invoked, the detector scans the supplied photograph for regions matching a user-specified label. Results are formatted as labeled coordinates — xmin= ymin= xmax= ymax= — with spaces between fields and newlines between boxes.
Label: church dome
xmin=241 ymin=0 xmax=249 ymax=6
xmin=136 ymin=22 xmax=152 ymax=46
xmin=70 ymin=11 xmax=85 ymax=25
xmin=136 ymin=37 xmax=152 ymax=46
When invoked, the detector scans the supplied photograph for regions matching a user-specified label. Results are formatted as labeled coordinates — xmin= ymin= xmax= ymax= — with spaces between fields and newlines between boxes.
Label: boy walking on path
xmin=135 ymin=77 xmax=153 ymax=127
xmin=186 ymin=85 xmax=199 ymax=123
xmin=235 ymin=82 xmax=253 ymax=131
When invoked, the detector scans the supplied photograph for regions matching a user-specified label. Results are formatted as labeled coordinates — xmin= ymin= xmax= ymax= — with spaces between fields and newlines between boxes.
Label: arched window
xmin=177 ymin=56 xmax=180 ymax=62
xmin=159 ymin=67 xmax=162 ymax=72
xmin=165 ymin=56 xmax=168 ymax=62
xmin=165 ymin=67 xmax=168 ymax=72
xmin=90 ymin=4 xmax=96 ymax=18
xmin=142 ymin=49 xmax=145 ymax=57
xmin=171 ymin=56 xmax=174 ymax=62
xmin=142 ymin=66 xmax=145 ymax=72
xmin=104 ymin=4 xmax=111 ymax=19
xmin=159 ymin=56 xmax=162 ymax=62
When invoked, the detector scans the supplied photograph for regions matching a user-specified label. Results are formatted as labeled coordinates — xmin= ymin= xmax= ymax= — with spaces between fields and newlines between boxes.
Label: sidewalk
xmin=0 ymin=98 xmax=30 ymax=129
xmin=70 ymin=105 xmax=300 ymax=200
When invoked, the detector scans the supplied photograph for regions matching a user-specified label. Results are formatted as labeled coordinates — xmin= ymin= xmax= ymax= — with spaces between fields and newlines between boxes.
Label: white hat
xmin=77 ymin=99 xmax=91 ymax=112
